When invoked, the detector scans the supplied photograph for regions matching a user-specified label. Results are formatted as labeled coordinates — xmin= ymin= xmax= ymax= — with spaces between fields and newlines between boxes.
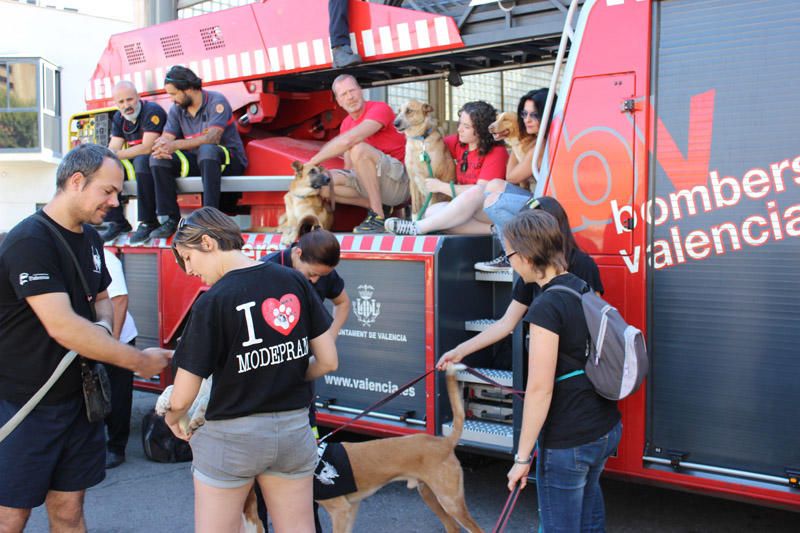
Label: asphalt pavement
xmin=25 ymin=391 xmax=797 ymax=532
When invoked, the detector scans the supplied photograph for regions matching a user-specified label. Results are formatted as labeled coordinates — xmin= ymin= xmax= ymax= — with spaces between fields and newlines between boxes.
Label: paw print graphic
xmin=272 ymin=303 xmax=296 ymax=331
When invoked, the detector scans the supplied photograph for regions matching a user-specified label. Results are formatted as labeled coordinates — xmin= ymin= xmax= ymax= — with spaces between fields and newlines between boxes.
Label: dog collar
xmin=410 ymin=127 xmax=435 ymax=141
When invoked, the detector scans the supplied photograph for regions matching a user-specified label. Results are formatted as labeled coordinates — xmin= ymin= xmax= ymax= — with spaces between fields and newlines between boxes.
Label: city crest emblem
xmin=352 ymin=284 xmax=381 ymax=327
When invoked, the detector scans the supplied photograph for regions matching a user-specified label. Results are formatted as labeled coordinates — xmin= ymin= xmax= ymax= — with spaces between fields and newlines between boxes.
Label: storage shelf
xmin=464 ymin=318 xmax=498 ymax=332
xmin=442 ymin=419 xmax=513 ymax=451
xmin=475 ymin=270 xmax=513 ymax=283
xmin=456 ymin=367 xmax=513 ymax=387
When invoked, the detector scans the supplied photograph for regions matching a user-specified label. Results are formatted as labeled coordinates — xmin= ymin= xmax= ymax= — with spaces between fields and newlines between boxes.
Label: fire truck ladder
xmin=531 ymin=0 xmax=579 ymax=186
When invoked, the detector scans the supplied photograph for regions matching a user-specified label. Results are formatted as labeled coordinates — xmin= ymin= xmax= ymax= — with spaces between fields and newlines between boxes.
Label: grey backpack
xmin=546 ymin=285 xmax=648 ymax=400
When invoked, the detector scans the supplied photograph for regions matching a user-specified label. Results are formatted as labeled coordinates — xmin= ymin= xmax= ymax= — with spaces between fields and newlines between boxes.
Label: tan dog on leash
xmin=488 ymin=111 xmax=535 ymax=163
xmin=394 ymin=100 xmax=456 ymax=216
xmin=241 ymin=364 xmax=483 ymax=533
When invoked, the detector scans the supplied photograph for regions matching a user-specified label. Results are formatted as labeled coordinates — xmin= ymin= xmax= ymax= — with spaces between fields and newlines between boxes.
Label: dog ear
xmin=291 ymin=160 xmax=304 ymax=173
xmin=422 ymin=103 xmax=433 ymax=114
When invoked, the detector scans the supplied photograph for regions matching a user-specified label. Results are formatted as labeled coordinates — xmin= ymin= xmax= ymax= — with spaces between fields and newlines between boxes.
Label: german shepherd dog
xmin=278 ymin=161 xmax=335 ymax=245
xmin=393 ymin=100 xmax=456 ymax=216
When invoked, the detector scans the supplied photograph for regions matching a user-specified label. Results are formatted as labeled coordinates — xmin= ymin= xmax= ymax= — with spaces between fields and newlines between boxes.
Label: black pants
xmin=329 ymin=0 xmax=351 ymax=48
xmin=104 ymin=156 xmax=150 ymax=225
xmin=149 ymin=145 xmax=245 ymax=214
xmin=103 ymin=339 xmax=135 ymax=455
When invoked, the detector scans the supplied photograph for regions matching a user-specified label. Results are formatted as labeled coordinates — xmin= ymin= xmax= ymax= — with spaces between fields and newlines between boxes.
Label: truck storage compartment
xmin=646 ymin=0 xmax=800 ymax=486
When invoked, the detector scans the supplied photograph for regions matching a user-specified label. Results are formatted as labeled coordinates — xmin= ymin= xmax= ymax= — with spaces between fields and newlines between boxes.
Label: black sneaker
xmin=129 ymin=221 xmax=161 ymax=245
xmin=99 ymin=220 xmax=132 ymax=242
xmin=352 ymin=211 xmax=386 ymax=233
xmin=474 ymin=254 xmax=511 ymax=273
xmin=148 ymin=217 xmax=180 ymax=239
xmin=384 ymin=217 xmax=419 ymax=236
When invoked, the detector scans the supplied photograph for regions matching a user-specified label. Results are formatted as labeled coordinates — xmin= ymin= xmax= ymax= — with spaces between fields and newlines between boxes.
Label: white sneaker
xmin=385 ymin=217 xmax=419 ymax=236
xmin=474 ymin=254 xmax=511 ymax=272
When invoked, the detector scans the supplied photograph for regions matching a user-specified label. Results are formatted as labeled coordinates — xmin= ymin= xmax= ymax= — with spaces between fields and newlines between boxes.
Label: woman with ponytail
xmin=260 ymin=216 xmax=350 ymax=336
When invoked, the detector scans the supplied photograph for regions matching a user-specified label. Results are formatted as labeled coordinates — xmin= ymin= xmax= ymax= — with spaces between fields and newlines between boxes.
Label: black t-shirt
xmin=512 ymin=248 xmax=604 ymax=306
xmin=110 ymin=100 xmax=167 ymax=145
xmin=174 ymin=262 xmax=332 ymax=420
xmin=260 ymin=247 xmax=345 ymax=302
xmin=524 ymin=272 xmax=620 ymax=449
xmin=0 ymin=211 xmax=110 ymax=404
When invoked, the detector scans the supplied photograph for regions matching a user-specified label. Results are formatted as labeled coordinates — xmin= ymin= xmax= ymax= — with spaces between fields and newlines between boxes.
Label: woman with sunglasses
xmin=255 ymin=215 xmax=349 ymax=533
xmin=436 ymin=196 xmax=602 ymax=371
xmin=502 ymin=209 xmax=620 ymax=531
xmin=385 ymin=90 xmax=555 ymax=240
xmin=165 ymin=207 xmax=338 ymax=533
xmin=385 ymin=100 xmax=508 ymax=234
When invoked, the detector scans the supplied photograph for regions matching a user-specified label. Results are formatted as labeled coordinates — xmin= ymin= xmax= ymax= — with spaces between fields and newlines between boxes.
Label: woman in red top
xmin=386 ymin=100 xmax=508 ymax=234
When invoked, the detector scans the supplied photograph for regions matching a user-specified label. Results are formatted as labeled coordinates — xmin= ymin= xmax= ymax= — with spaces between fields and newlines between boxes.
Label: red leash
xmin=492 ymin=482 xmax=522 ymax=533
xmin=462 ymin=366 xmax=526 ymax=399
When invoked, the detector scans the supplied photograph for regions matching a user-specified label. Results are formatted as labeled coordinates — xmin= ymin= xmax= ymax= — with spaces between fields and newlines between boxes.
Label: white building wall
xmin=0 ymin=0 xmax=136 ymax=231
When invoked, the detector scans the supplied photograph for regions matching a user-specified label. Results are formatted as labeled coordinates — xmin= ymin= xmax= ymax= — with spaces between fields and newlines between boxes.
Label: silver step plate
xmin=442 ymin=419 xmax=513 ymax=451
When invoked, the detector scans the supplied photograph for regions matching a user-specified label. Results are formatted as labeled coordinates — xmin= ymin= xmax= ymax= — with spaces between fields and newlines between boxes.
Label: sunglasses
xmin=170 ymin=218 xmax=217 ymax=272
xmin=460 ymin=150 xmax=469 ymax=173
xmin=519 ymin=110 xmax=540 ymax=120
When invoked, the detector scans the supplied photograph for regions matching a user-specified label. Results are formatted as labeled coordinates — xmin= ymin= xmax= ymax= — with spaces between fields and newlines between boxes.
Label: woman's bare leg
xmin=256 ymin=474 xmax=315 ymax=533
xmin=416 ymin=184 xmax=486 ymax=234
xmin=194 ymin=478 xmax=253 ymax=533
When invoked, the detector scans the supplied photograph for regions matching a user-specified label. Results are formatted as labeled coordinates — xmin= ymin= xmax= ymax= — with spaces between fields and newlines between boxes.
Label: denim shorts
xmin=190 ymin=407 xmax=317 ymax=489
xmin=0 ymin=396 xmax=105 ymax=508
xmin=483 ymin=182 xmax=533 ymax=238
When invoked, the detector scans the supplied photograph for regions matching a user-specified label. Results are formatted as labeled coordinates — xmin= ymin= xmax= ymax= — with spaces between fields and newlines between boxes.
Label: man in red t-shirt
xmin=304 ymin=74 xmax=409 ymax=233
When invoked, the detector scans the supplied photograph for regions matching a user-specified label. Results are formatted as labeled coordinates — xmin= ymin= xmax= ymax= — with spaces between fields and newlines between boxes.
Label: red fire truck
xmin=69 ymin=0 xmax=800 ymax=511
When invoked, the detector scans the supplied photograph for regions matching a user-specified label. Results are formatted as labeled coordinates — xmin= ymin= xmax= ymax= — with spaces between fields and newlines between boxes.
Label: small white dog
xmin=155 ymin=377 xmax=212 ymax=436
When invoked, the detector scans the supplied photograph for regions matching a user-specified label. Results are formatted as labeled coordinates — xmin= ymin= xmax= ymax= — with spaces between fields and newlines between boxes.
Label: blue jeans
xmin=483 ymin=182 xmax=532 ymax=249
xmin=536 ymin=421 xmax=622 ymax=533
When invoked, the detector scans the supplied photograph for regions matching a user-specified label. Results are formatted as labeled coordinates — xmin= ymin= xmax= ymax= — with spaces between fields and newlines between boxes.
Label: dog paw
xmin=155 ymin=385 xmax=173 ymax=416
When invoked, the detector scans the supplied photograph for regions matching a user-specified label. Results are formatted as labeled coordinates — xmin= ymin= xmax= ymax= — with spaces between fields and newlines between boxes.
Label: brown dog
xmin=242 ymin=364 xmax=483 ymax=533
xmin=278 ymin=161 xmax=334 ymax=245
xmin=488 ymin=111 xmax=535 ymax=163
xmin=393 ymin=100 xmax=455 ymax=216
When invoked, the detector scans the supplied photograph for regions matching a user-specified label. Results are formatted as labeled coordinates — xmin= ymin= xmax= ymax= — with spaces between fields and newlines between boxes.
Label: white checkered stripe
xmin=87 ymin=17 xmax=456 ymax=101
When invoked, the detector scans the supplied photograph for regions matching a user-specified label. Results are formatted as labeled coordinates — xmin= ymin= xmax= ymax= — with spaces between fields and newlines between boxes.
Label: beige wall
xmin=0 ymin=1 xmax=135 ymax=230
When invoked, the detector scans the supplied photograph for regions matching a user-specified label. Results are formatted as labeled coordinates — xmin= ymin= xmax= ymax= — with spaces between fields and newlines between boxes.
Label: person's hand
xmin=424 ymin=178 xmax=445 ymax=195
xmin=436 ymin=347 xmax=464 ymax=371
xmin=165 ymin=410 xmax=190 ymax=441
xmin=507 ymin=462 xmax=531 ymax=491
xmin=136 ymin=348 xmax=173 ymax=379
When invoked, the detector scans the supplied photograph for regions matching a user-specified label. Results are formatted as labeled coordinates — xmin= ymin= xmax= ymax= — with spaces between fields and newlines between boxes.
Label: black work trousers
xmin=329 ymin=0 xmax=351 ymax=48
xmin=103 ymin=339 xmax=136 ymax=455
xmin=149 ymin=145 xmax=245 ymax=213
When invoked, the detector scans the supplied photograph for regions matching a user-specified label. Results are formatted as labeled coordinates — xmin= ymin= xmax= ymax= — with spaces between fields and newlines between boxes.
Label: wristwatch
xmin=514 ymin=453 xmax=532 ymax=465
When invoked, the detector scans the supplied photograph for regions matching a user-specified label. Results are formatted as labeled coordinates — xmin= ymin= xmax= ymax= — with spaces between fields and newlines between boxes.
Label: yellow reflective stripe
xmin=218 ymin=145 xmax=230 ymax=173
xmin=120 ymin=159 xmax=136 ymax=181
xmin=311 ymin=426 xmax=319 ymax=439
xmin=174 ymin=150 xmax=190 ymax=178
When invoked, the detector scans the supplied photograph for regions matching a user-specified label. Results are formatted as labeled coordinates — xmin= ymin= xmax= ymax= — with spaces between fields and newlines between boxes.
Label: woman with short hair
xmin=502 ymin=209 xmax=621 ymax=532
xmin=165 ymin=207 xmax=338 ymax=533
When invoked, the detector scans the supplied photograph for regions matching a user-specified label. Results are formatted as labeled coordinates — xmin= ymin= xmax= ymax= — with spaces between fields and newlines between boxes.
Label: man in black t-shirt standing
xmin=0 ymin=145 xmax=171 ymax=532
xmin=105 ymin=81 xmax=168 ymax=244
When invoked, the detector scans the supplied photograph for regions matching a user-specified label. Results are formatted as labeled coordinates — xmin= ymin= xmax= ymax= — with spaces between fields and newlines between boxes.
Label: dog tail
xmin=444 ymin=363 xmax=466 ymax=447
xmin=297 ymin=215 xmax=323 ymax=236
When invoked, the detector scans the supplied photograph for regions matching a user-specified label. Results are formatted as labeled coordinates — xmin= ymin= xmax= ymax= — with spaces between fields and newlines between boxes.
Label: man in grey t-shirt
xmin=148 ymin=66 xmax=248 ymax=239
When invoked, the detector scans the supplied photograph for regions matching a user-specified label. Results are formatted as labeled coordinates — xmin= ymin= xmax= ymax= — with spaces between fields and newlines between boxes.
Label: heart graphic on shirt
xmin=261 ymin=294 xmax=301 ymax=335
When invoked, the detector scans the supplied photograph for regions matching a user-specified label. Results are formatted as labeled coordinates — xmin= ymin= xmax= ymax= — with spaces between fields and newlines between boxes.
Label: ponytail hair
xmin=296 ymin=215 xmax=340 ymax=268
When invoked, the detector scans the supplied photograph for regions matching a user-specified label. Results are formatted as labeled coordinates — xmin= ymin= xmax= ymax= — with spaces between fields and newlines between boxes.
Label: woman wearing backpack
xmin=503 ymin=209 xmax=621 ymax=532
xmin=435 ymin=196 xmax=603 ymax=371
